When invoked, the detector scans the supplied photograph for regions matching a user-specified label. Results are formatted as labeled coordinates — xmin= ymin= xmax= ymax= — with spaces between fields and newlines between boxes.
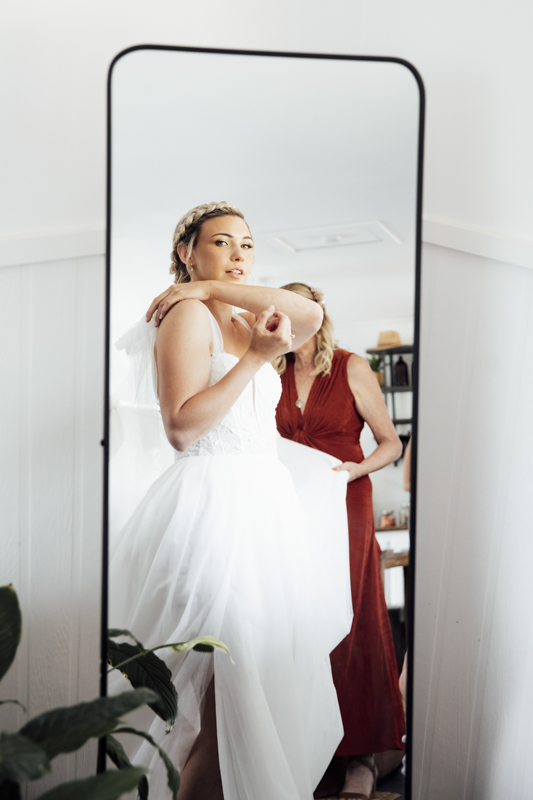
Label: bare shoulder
xmin=347 ymin=352 xmax=373 ymax=379
xmin=160 ymin=298 xmax=209 ymax=326
xmin=156 ymin=299 xmax=211 ymax=350
xmin=346 ymin=352 xmax=382 ymax=398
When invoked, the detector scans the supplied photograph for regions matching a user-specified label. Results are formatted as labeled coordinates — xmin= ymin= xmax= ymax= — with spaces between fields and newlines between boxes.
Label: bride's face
xmin=188 ymin=215 xmax=255 ymax=283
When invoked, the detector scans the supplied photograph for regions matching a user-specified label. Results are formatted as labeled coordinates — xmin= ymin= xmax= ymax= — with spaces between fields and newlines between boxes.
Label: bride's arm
xmin=156 ymin=299 xmax=292 ymax=452
xmin=147 ymin=281 xmax=323 ymax=348
xmin=211 ymin=282 xmax=322 ymax=347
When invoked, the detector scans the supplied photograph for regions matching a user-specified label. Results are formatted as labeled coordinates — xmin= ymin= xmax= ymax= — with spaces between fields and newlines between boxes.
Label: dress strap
xmin=193 ymin=300 xmax=224 ymax=355
xmin=232 ymin=312 xmax=253 ymax=333
xmin=191 ymin=303 xmax=251 ymax=354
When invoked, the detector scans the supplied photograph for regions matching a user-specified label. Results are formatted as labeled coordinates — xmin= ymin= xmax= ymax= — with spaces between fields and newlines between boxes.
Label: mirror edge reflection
xmin=101 ymin=45 xmax=426 ymax=797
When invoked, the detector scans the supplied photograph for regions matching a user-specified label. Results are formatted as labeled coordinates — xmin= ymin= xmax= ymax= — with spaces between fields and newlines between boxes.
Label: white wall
xmin=0 ymin=255 xmax=105 ymax=796
xmin=413 ymin=242 xmax=533 ymax=800
xmin=359 ymin=0 xmax=533 ymax=268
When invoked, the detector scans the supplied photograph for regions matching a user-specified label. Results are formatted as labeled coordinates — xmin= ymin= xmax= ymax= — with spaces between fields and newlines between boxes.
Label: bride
xmin=109 ymin=201 xmax=353 ymax=800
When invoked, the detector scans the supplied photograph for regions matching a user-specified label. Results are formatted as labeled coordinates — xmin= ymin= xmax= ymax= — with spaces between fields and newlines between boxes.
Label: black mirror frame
xmin=101 ymin=44 xmax=425 ymax=798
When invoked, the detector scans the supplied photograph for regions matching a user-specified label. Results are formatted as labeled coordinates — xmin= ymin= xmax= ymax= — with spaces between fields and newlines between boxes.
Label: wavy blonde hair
xmin=272 ymin=282 xmax=338 ymax=377
xmin=170 ymin=201 xmax=247 ymax=283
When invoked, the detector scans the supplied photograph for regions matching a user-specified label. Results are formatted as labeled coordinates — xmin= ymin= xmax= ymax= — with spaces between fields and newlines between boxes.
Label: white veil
xmin=109 ymin=316 xmax=174 ymax=546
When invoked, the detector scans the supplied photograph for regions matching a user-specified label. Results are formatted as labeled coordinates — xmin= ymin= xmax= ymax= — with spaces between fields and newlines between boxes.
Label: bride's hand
xmin=247 ymin=306 xmax=293 ymax=363
xmin=146 ymin=282 xmax=212 ymax=326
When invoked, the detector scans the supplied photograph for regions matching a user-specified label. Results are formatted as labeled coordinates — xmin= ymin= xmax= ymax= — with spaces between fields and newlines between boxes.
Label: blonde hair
xmin=170 ymin=201 xmax=247 ymax=283
xmin=272 ymin=282 xmax=338 ymax=377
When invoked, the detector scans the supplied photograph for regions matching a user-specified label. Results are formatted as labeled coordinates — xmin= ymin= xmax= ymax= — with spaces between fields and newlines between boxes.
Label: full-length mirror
xmin=106 ymin=46 xmax=423 ymax=800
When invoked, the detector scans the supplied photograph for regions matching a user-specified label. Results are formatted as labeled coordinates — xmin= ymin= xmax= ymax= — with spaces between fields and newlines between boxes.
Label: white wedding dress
xmin=109 ymin=302 xmax=353 ymax=800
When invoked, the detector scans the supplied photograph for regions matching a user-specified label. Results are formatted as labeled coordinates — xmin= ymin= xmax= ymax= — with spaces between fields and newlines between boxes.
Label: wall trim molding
xmin=0 ymin=226 xmax=106 ymax=268
xmin=1 ymin=219 xmax=532 ymax=270
xmin=422 ymin=217 xmax=533 ymax=270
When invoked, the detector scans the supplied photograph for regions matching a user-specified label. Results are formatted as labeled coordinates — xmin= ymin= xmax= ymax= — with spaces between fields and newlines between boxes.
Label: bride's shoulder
xmin=165 ymin=298 xmax=209 ymax=319
xmin=156 ymin=300 xmax=212 ymax=349
xmin=159 ymin=299 xmax=210 ymax=328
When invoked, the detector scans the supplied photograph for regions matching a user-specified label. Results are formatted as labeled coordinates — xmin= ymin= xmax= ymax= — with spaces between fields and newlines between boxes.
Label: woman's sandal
xmin=338 ymin=753 xmax=378 ymax=800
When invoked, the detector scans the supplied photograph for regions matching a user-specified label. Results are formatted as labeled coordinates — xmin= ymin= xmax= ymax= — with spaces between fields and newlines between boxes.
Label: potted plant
xmin=0 ymin=584 xmax=229 ymax=799
xmin=366 ymin=354 xmax=384 ymax=386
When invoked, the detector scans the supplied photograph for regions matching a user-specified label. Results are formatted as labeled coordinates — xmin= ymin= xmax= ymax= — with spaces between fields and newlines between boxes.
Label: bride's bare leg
xmin=178 ymin=677 xmax=223 ymax=800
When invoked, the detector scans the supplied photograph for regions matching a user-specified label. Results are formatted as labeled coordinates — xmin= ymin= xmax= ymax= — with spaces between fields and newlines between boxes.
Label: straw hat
xmin=373 ymin=331 xmax=403 ymax=350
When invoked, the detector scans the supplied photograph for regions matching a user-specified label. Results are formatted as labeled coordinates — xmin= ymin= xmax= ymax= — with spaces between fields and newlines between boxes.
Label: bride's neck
xmin=204 ymin=298 xmax=235 ymax=328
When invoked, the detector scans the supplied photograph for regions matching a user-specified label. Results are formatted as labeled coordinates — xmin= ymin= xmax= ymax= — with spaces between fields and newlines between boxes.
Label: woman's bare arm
xmin=147 ymin=281 xmax=323 ymax=349
xmin=334 ymin=354 xmax=403 ymax=481
xmin=156 ymin=300 xmax=292 ymax=451
xmin=402 ymin=437 xmax=412 ymax=492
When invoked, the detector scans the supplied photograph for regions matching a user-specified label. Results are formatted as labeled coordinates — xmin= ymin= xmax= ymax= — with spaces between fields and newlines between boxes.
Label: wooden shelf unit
xmin=366 ymin=343 xmax=414 ymax=430
xmin=375 ymin=525 xmax=409 ymax=532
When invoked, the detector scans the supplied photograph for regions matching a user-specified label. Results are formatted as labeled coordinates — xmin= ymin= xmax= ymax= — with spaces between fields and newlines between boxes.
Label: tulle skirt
xmin=109 ymin=438 xmax=352 ymax=800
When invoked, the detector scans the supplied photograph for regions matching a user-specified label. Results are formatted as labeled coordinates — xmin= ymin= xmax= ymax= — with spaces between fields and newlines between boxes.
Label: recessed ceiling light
xmin=260 ymin=221 xmax=402 ymax=254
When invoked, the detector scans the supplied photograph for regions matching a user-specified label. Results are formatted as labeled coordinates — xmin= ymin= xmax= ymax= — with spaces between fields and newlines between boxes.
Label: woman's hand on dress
xmin=333 ymin=461 xmax=364 ymax=482
xmin=146 ymin=282 xmax=213 ymax=326
xmin=246 ymin=306 xmax=293 ymax=364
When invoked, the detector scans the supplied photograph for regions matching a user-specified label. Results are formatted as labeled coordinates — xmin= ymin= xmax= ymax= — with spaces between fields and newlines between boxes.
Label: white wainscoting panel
xmin=413 ymin=243 xmax=533 ymax=800
xmin=0 ymin=254 xmax=105 ymax=796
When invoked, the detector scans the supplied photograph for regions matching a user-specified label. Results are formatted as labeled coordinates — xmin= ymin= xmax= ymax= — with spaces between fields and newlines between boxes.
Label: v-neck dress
xmin=276 ymin=349 xmax=405 ymax=755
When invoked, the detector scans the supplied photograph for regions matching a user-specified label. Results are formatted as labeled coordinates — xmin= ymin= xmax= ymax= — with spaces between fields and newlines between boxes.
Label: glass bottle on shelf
xmin=399 ymin=503 xmax=410 ymax=526
xmin=395 ymin=356 xmax=409 ymax=386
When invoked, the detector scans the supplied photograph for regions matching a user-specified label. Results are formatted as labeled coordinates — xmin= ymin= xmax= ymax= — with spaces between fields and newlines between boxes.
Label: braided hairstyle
xmin=272 ymin=282 xmax=338 ymax=377
xmin=170 ymin=201 xmax=247 ymax=283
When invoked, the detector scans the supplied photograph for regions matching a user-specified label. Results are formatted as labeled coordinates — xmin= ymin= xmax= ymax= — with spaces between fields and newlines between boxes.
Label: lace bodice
xmin=175 ymin=305 xmax=282 ymax=460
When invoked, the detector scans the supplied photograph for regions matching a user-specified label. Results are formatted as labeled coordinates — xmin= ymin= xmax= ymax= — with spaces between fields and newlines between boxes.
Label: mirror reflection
xmin=107 ymin=48 xmax=420 ymax=800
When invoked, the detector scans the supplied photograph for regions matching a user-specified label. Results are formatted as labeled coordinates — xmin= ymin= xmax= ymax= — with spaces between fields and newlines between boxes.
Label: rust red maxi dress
xmin=276 ymin=349 xmax=405 ymax=755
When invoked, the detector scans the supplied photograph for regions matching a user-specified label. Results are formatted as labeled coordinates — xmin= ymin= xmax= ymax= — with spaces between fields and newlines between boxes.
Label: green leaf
xmin=108 ymin=629 xmax=144 ymax=648
xmin=108 ymin=642 xmax=177 ymax=732
xmin=115 ymin=726 xmax=180 ymax=800
xmin=0 ymin=585 xmax=22 ymax=682
xmin=0 ymin=732 xmax=50 ymax=783
xmin=20 ymin=689 xmax=158 ymax=760
xmin=33 ymin=767 xmax=146 ymax=800
xmin=106 ymin=735 xmax=148 ymax=800
xmin=366 ymin=354 xmax=383 ymax=371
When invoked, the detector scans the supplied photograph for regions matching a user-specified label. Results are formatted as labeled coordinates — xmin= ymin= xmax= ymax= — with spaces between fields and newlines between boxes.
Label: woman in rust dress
xmin=274 ymin=283 xmax=405 ymax=799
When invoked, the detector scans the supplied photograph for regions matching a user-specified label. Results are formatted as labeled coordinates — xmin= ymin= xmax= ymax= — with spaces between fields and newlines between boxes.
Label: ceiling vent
xmin=260 ymin=221 xmax=401 ymax=254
